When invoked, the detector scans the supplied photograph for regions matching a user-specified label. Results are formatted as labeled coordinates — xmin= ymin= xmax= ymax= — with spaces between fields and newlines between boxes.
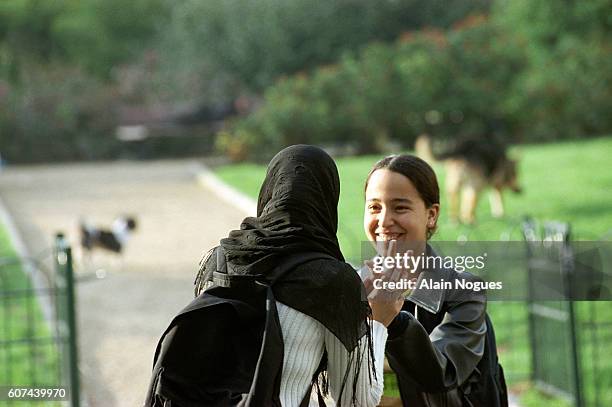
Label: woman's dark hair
xmin=365 ymin=154 xmax=440 ymax=239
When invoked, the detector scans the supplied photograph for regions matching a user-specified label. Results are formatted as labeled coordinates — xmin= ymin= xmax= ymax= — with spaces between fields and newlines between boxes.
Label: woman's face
xmin=364 ymin=169 xmax=439 ymax=249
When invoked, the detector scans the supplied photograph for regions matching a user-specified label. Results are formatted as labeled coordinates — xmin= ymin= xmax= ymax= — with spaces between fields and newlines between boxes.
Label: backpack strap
xmin=299 ymin=386 xmax=326 ymax=407
xmin=299 ymin=353 xmax=329 ymax=407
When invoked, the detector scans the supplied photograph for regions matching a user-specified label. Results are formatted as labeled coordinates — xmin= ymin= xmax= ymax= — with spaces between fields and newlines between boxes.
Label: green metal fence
xmin=522 ymin=219 xmax=612 ymax=407
xmin=522 ymin=219 xmax=583 ymax=406
xmin=380 ymin=218 xmax=611 ymax=406
xmin=0 ymin=233 xmax=79 ymax=406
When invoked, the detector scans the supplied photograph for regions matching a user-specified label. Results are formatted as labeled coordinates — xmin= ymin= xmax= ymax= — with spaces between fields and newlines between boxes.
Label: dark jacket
xmin=144 ymin=252 xmax=334 ymax=407
xmin=385 ymin=259 xmax=508 ymax=407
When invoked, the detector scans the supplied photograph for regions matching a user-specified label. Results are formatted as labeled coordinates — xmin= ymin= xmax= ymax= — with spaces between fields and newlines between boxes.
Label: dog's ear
xmin=126 ymin=218 xmax=137 ymax=230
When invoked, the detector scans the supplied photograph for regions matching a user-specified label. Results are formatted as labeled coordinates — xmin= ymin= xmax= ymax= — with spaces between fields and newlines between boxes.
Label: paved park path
xmin=0 ymin=160 xmax=247 ymax=407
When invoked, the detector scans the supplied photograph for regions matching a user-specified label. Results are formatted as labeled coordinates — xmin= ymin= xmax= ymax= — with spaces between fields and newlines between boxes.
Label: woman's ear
xmin=427 ymin=204 xmax=440 ymax=227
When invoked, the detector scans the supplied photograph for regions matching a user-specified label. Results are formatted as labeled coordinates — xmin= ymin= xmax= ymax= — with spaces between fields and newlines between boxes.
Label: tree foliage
xmin=218 ymin=17 xmax=526 ymax=160
xmin=218 ymin=0 xmax=612 ymax=160
xmin=0 ymin=0 xmax=170 ymax=163
xmin=493 ymin=0 xmax=612 ymax=140
xmin=159 ymin=0 xmax=492 ymax=92
xmin=1 ymin=0 xmax=610 ymax=163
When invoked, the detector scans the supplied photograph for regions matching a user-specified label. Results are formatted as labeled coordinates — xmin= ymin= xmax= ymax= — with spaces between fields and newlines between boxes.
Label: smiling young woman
xmin=362 ymin=154 xmax=508 ymax=407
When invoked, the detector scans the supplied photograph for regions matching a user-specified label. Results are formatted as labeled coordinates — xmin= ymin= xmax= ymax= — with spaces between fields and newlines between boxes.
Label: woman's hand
xmin=362 ymin=241 xmax=414 ymax=298
xmin=362 ymin=240 xmax=413 ymax=326
xmin=370 ymin=295 xmax=405 ymax=327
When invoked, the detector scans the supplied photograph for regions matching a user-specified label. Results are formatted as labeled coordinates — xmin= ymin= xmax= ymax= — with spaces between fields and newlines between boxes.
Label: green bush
xmin=506 ymin=36 xmax=612 ymax=141
xmin=495 ymin=0 xmax=612 ymax=141
xmin=159 ymin=0 xmax=492 ymax=93
xmin=218 ymin=15 xmax=526 ymax=160
xmin=218 ymin=2 xmax=611 ymax=162
xmin=0 ymin=66 xmax=121 ymax=163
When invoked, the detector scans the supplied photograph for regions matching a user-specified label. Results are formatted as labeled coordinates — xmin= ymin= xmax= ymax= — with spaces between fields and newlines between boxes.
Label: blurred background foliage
xmin=0 ymin=0 xmax=610 ymax=163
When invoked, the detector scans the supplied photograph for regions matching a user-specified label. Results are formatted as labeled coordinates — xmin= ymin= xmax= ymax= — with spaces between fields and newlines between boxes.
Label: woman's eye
xmin=395 ymin=206 xmax=410 ymax=212
xmin=367 ymin=205 xmax=381 ymax=212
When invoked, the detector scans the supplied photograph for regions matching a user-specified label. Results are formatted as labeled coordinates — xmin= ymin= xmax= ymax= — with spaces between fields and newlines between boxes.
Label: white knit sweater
xmin=277 ymin=302 xmax=387 ymax=407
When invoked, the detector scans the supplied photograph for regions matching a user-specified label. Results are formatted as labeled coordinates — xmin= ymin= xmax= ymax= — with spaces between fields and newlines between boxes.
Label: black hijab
xmin=195 ymin=145 xmax=374 ymax=403
xmin=219 ymin=144 xmax=344 ymax=275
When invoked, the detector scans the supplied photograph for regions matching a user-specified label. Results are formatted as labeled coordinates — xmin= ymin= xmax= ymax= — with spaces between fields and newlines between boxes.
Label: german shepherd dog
xmin=415 ymin=135 xmax=522 ymax=224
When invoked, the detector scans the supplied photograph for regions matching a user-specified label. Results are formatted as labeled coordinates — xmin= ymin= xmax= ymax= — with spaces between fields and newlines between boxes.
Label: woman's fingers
xmin=385 ymin=239 xmax=396 ymax=259
xmin=365 ymin=244 xmax=420 ymax=299
xmin=369 ymin=294 xmax=405 ymax=327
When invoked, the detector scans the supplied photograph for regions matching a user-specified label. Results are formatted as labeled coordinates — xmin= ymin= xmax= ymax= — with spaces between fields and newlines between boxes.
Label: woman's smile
xmin=375 ymin=231 xmax=404 ymax=241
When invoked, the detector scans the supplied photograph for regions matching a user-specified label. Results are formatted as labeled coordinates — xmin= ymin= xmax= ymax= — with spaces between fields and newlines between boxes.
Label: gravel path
xmin=0 ymin=160 xmax=246 ymax=407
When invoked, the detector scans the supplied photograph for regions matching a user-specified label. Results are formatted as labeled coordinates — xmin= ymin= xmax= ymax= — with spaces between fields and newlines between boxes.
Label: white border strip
xmin=194 ymin=163 xmax=257 ymax=216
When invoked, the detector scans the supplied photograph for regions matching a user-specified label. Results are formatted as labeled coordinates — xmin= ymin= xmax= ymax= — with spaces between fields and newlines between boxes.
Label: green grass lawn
xmin=215 ymin=137 xmax=612 ymax=406
xmin=0 ymin=225 xmax=62 ymax=406
xmin=216 ymin=137 xmax=612 ymax=260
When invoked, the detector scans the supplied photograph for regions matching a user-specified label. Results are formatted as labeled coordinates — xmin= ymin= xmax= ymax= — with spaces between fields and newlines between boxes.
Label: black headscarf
xmin=195 ymin=145 xmax=374 ymax=404
xmin=219 ymin=144 xmax=344 ymax=275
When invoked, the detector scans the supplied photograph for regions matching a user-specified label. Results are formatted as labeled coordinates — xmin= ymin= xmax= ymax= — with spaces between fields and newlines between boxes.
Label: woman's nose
xmin=378 ymin=208 xmax=394 ymax=228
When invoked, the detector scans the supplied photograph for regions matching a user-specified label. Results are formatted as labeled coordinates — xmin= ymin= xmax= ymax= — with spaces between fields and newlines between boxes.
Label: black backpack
xmin=144 ymin=250 xmax=334 ymax=407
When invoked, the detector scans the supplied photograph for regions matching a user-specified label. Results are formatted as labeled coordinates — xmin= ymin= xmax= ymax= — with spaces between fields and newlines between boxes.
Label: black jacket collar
xmin=405 ymin=244 xmax=448 ymax=314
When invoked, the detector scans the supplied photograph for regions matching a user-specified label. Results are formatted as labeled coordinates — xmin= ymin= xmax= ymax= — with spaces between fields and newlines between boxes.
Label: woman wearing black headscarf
xmin=147 ymin=145 xmax=402 ymax=407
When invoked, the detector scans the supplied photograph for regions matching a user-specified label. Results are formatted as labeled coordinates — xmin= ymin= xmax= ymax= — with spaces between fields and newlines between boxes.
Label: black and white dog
xmin=79 ymin=216 xmax=137 ymax=261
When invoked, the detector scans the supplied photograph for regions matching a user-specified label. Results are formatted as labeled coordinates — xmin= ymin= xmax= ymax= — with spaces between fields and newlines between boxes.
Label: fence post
xmin=562 ymin=244 xmax=583 ymax=407
xmin=521 ymin=218 xmax=539 ymax=383
xmin=522 ymin=219 xmax=585 ymax=406
xmin=55 ymin=233 xmax=80 ymax=407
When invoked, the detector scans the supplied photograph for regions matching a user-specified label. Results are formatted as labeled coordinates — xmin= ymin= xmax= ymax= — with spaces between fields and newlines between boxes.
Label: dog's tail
xmin=79 ymin=219 xmax=95 ymax=250
xmin=414 ymin=134 xmax=437 ymax=164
